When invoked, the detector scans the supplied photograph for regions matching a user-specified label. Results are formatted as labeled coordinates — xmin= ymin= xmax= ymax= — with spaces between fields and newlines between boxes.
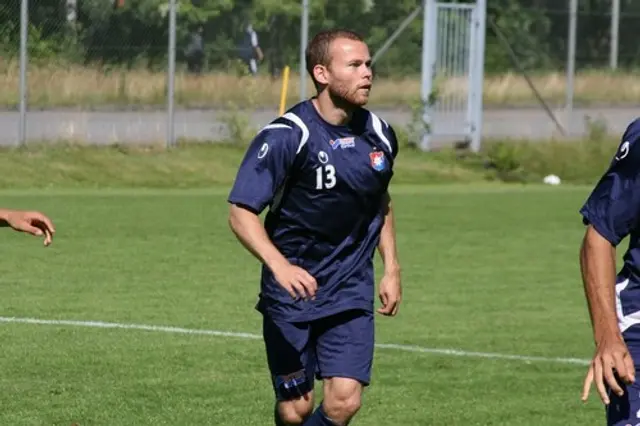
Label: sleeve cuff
xmin=579 ymin=206 xmax=622 ymax=246
xmin=227 ymin=196 xmax=265 ymax=215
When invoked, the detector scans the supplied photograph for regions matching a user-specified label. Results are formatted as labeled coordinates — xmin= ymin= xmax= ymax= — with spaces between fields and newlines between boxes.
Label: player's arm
xmin=376 ymin=192 xmax=401 ymax=316
xmin=0 ymin=208 xmax=55 ymax=246
xmin=376 ymin=121 xmax=402 ymax=316
xmin=227 ymin=126 xmax=316 ymax=300
xmin=580 ymin=224 xmax=619 ymax=346
xmin=228 ymin=205 xmax=291 ymax=277
xmin=377 ymin=192 xmax=400 ymax=274
xmin=376 ymin=119 xmax=401 ymax=273
xmin=580 ymin=127 xmax=640 ymax=404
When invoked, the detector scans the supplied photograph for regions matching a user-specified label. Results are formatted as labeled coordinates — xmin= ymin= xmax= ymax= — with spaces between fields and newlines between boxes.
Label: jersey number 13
xmin=315 ymin=165 xmax=336 ymax=190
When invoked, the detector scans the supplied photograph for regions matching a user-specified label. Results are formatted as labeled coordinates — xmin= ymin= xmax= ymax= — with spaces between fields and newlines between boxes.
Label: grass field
xmin=0 ymin=142 xmax=493 ymax=189
xmin=0 ymin=134 xmax=619 ymax=191
xmin=0 ymin=183 xmax=614 ymax=425
xmin=1 ymin=63 xmax=638 ymax=109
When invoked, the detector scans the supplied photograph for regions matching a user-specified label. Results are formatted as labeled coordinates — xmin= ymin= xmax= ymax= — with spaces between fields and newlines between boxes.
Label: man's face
xmin=317 ymin=38 xmax=373 ymax=107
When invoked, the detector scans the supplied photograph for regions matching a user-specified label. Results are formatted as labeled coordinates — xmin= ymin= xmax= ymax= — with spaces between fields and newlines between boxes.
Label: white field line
xmin=0 ymin=316 xmax=590 ymax=366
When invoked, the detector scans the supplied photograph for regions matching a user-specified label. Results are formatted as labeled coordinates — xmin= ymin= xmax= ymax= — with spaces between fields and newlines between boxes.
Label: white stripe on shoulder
xmin=258 ymin=123 xmax=291 ymax=133
xmin=282 ymin=112 xmax=310 ymax=154
xmin=370 ymin=112 xmax=393 ymax=153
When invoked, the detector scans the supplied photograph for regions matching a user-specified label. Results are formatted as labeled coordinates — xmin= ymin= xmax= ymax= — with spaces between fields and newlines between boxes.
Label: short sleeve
xmin=228 ymin=125 xmax=299 ymax=214
xmin=580 ymin=119 xmax=640 ymax=246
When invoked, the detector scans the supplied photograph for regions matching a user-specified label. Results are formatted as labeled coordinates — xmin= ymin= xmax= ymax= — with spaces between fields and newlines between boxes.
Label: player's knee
xmin=323 ymin=379 xmax=363 ymax=422
xmin=324 ymin=393 xmax=361 ymax=422
xmin=277 ymin=397 xmax=314 ymax=425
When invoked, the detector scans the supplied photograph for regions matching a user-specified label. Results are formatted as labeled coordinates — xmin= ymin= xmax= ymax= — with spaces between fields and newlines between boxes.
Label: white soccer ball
xmin=543 ymin=174 xmax=561 ymax=185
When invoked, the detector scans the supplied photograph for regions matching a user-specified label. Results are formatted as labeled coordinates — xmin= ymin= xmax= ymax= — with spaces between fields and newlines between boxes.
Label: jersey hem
xmin=256 ymin=300 xmax=374 ymax=323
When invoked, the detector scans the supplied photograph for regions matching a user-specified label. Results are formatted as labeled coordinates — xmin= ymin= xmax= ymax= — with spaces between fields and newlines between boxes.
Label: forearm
xmin=580 ymin=225 xmax=621 ymax=344
xmin=228 ymin=204 xmax=289 ymax=272
xmin=377 ymin=194 xmax=400 ymax=274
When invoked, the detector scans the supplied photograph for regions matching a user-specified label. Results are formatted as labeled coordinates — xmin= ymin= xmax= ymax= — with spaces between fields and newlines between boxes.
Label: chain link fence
xmin=1 ymin=0 xmax=638 ymax=146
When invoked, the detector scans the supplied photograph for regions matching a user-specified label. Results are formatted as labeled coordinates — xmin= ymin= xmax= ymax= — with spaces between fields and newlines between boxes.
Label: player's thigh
xmin=313 ymin=309 xmax=375 ymax=386
xmin=262 ymin=314 xmax=316 ymax=408
xmin=606 ymin=372 xmax=640 ymax=426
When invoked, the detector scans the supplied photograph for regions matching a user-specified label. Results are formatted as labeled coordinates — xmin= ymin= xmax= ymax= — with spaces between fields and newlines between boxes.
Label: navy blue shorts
xmin=262 ymin=309 xmax=374 ymax=401
xmin=607 ymin=373 xmax=640 ymax=425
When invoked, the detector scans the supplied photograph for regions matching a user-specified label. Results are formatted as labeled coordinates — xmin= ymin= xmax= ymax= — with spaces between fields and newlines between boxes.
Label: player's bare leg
xmin=276 ymin=391 xmax=314 ymax=425
xmin=319 ymin=377 xmax=363 ymax=425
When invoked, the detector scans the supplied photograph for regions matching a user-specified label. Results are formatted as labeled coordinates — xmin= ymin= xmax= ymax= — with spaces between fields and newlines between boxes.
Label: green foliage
xmin=394 ymin=117 xmax=620 ymax=185
xmin=5 ymin=0 xmax=640 ymax=79
xmin=482 ymin=131 xmax=617 ymax=184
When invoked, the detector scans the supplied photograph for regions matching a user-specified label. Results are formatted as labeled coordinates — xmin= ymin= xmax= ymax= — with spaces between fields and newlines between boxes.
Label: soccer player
xmin=579 ymin=118 xmax=640 ymax=425
xmin=227 ymin=29 xmax=401 ymax=425
xmin=0 ymin=208 xmax=55 ymax=246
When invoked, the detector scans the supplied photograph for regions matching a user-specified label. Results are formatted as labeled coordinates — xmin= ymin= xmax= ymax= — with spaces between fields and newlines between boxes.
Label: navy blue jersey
xmin=228 ymin=100 xmax=399 ymax=322
xmin=580 ymin=118 xmax=640 ymax=352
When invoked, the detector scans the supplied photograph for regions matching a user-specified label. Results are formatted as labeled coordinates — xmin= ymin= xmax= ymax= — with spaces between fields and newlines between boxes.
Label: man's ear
xmin=313 ymin=64 xmax=329 ymax=86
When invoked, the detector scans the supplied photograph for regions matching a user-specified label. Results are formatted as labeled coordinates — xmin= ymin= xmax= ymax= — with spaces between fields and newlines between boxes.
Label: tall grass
xmin=1 ymin=61 xmax=639 ymax=109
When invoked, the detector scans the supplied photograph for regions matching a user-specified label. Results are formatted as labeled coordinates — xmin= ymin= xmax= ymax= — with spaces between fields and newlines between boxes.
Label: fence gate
xmin=419 ymin=0 xmax=486 ymax=152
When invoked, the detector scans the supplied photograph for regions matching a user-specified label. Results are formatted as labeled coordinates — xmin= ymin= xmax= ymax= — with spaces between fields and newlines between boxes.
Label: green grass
xmin=0 ymin=141 xmax=489 ymax=189
xmin=0 ymin=185 xmax=612 ymax=425
xmin=0 ymin=133 xmax=621 ymax=189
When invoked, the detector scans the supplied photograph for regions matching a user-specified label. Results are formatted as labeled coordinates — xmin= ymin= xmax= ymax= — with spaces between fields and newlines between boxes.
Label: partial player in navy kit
xmin=227 ymin=29 xmax=402 ymax=425
xmin=579 ymin=117 xmax=640 ymax=425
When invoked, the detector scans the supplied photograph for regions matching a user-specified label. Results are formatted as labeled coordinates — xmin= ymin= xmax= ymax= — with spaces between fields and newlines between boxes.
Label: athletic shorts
xmin=607 ymin=367 xmax=640 ymax=425
xmin=262 ymin=309 xmax=374 ymax=401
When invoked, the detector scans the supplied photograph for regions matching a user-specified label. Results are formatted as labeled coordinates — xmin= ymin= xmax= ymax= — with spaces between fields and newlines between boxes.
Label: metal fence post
xmin=19 ymin=0 xmax=28 ymax=146
xmin=300 ymin=0 xmax=309 ymax=102
xmin=610 ymin=0 xmax=620 ymax=70
xmin=419 ymin=0 xmax=437 ymax=151
xmin=470 ymin=0 xmax=486 ymax=153
xmin=565 ymin=0 xmax=577 ymax=129
xmin=166 ymin=0 xmax=176 ymax=147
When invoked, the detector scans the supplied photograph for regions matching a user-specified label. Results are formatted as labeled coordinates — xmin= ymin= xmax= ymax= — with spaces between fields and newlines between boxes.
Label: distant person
xmin=239 ymin=24 xmax=263 ymax=76
xmin=0 ymin=208 xmax=55 ymax=246
xmin=186 ymin=26 xmax=205 ymax=74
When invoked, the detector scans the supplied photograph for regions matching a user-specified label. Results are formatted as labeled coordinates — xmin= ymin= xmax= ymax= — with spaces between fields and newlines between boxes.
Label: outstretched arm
xmin=0 ymin=208 xmax=55 ymax=246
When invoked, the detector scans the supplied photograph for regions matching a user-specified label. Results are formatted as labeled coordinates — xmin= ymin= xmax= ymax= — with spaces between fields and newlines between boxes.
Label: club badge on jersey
xmin=369 ymin=151 xmax=386 ymax=171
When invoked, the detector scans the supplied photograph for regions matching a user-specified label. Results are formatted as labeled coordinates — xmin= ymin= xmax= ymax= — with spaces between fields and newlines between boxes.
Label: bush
xmin=394 ymin=123 xmax=621 ymax=185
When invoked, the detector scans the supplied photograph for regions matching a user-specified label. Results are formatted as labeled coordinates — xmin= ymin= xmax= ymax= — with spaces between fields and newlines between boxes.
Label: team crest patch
xmin=369 ymin=151 xmax=386 ymax=171
xmin=329 ymin=137 xmax=355 ymax=150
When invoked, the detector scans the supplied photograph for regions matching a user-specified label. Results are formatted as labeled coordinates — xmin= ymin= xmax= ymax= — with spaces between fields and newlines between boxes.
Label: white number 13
xmin=315 ymin=165 xmax=336 ymax=189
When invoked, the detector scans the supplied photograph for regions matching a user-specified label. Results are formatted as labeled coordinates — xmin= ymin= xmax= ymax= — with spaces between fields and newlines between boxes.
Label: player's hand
xmin=581 ymin=335 xmax=635 ymax=405
xmin=377 ymin=268 xmax=401 ymax=316
xmin=273 ymin=262 xmax=317 ymax=301
xmin=5 ymin=210 xmax=55 ymax=246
